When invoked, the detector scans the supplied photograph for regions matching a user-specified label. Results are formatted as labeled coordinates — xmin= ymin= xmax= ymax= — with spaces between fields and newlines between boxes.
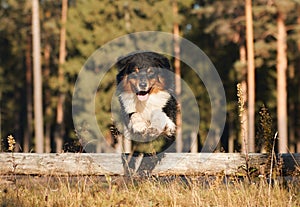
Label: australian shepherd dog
xmin=114 ymin=51 xmax=177 ymax=153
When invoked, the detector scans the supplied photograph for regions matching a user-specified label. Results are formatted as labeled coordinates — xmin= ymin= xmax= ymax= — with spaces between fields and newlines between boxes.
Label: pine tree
xmin=245 ymin=0 xmax=255 ymax=153
xmin=55 ymin=0 xmax=68 ymax=153
xmin=276 ymin=7 xmax=288 ymax=153
xmin=32 ymin=0 xmax=44 ymax=153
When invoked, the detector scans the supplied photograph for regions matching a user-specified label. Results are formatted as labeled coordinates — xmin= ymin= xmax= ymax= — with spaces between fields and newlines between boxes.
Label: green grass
xmin=0 ymin=175 xmax=299 ymax=207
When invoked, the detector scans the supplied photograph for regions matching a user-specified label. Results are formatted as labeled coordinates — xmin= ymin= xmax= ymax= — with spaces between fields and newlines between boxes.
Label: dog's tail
xmin=109 ymin=124 xmax=121 ymax=147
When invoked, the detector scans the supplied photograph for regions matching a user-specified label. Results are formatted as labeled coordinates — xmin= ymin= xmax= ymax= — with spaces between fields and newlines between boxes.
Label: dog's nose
xmin=139 ymin=81 xmax=147 ymax=89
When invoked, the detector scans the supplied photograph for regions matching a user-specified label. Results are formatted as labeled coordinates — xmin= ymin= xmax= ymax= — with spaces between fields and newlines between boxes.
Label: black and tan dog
xmin=114 ymin=51 xmax=177 ymax=153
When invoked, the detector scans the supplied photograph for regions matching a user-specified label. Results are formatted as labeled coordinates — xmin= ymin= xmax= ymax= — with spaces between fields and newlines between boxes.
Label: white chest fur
xmin=119 ymin=91 xmax=170 ymax=120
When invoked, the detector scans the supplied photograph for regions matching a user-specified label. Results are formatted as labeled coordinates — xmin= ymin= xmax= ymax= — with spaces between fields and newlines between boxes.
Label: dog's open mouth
xmin=136 ymin=88 xmax=151 ymax=101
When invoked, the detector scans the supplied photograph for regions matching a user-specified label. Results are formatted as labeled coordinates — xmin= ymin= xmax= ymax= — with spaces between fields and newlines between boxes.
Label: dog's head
xmin=116 ymin=51 xmax=174 ymax=101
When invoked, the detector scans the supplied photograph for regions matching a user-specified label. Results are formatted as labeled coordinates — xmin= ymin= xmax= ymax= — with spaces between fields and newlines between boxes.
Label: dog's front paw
xmin=129 ymin=113 xmax=148 ymax=134
xmin=164 ymin=120 xmax=176 ymax=136
xmin=150 ymin=109 xmax=176 ymax=136
xmin=146 ymin=127 xmax=162 ymax=137
xmin=132 ymin=122 xmax=148 ymax=134
xmin=150 ymin=110 xmax=167 ymax=133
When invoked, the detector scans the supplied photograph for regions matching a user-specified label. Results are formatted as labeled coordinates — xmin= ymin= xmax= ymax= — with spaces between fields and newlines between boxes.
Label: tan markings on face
xmin=149 ymin=73 xmax=165 ymax=94
xmin=121 ymin=74 xmax=135 ymax=93
xmin=128 ymin=77 xmax=140 ymax=92
xmin=121 ymin=67 xmax=167 ymax=94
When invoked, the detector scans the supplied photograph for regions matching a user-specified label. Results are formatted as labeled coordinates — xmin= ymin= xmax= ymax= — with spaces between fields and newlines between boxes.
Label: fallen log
xmin=0 ymin=153 xmax=299 ymax=176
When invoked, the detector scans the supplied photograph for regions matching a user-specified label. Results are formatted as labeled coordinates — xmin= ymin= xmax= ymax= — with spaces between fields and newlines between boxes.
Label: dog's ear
xmin=117 ymin=51 xmax=172 ymax=72
xmin=116 ymin=69 xmax=125 ymax=84
xmin=149 ymin=52 xmax=172 ymax=71
xmin=116 ymin=55 xmax=134 ymax=84
xmin=158 ymin=56 xmax=171 ymax=70
xmin=116 ymin=55 xmax=129 ymax=72
xmin=116 ymin=51 xmax=140 ymax=72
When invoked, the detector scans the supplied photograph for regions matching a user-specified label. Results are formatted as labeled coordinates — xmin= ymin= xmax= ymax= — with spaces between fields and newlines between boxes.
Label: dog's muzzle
xmin=136 ymin=88 xmax=151 ymax=101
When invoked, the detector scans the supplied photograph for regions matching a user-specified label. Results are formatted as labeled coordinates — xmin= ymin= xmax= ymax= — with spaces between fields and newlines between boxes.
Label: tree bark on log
xmin=0 ymin=153 xmax=298 ymax=176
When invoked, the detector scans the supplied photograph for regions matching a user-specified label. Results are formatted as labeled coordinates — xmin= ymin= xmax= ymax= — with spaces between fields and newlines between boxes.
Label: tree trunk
xmin=172 ymin=0 xmax=183 ymax=152
xmin=277 ymin=11 xmax=288 ymax=153
xmin=0 ymin=91 xmax=1 ymax=151
xmin=44 ymin=42 xmax=52 ymax=153
xmin=55 ymin=0 xmax=68 ymax=152
xmin=296 ymin=16 xmax=300 ymax=153
xmin=190 ymin=131 xmax=198 ymax=153
xmin=245 ymin=0 xmax=255 ymax=152
xmin=32 ymin=0 xmax=44 ymax=153
xmin=24 ymin=21 xmax=33 ymax=152
xmin=228 ymin=114 xmax=234 ymax=153
xmin=287 ymin=54 xmax=295 ymax=153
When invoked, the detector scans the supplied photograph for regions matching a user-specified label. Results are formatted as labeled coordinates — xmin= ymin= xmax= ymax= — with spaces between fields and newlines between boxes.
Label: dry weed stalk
xmin=7 ymin=135 xmax=15 ymax=152
xmin=257 ymin=105 xmax=273 ymax=154
xmin=7 ymin=135 xmax=17 ymax=183
xmin=256 ymin=105 xmax=282 ymax=207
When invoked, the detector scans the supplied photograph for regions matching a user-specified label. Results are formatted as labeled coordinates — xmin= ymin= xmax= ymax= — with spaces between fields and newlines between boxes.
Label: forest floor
xmin=0 ymin=174 xmax=299 ymax=207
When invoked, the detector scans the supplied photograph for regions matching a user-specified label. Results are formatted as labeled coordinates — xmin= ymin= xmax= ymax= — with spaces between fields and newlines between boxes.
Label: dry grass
xmin=0 ymin=175 xmax=299 ymax=207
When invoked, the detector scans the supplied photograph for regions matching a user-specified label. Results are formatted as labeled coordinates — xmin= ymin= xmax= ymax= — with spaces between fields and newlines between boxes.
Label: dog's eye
xmin=147 ymin=69 xmax=156 ymax=78
xmin=128 ymin=72 xmax=137 ymax=79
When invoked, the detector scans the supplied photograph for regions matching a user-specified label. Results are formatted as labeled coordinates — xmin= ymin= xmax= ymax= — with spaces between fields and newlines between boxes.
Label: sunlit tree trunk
xmin=173 ymin=0 xmax=183 ymax=152
xmin=277 ymin=11 xmax=288 ymax=153
xmin=190 ymin=131 xmax=198 ymax=153
xmin=32 ymin=0 xmax=44 ymax=153
xmin=245 ymin=0 xmax=255 ymax=152
xmin=55 ymin=0 xmax=68 ymax=152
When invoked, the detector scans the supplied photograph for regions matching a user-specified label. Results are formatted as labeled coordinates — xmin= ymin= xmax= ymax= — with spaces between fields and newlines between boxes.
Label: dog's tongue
xmin=137 ymin=93 xmax=149 ymax=101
